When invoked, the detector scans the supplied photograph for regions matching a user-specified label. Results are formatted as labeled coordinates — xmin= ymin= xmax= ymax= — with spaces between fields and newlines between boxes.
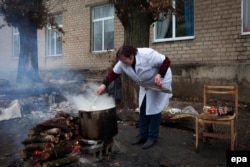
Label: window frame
xmin=12 ymin=27 xmax=20 ymax=58
xmin=91 ymin=4 xmax=114 ymax=53
xmin=241 ymin=0 xmax=250 ymax=35
xmin=46 ymin=14 xmax=63 ymax=57
xmin=153 ymin=0 xmax=195 ymax=43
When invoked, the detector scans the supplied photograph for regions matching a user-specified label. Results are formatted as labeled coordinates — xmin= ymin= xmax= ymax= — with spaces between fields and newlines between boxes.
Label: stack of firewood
xmin=21 ymin=112 xmax=81 ymax=166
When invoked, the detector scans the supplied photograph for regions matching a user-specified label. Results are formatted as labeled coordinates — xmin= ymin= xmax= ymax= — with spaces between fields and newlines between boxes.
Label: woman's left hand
xmin=154 ymin=74 xmax=162 ymax=87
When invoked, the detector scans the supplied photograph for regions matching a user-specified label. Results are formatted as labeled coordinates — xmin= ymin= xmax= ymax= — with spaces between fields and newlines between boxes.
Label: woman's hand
xmin=154 ymin=74 xmax=162 ymax=87
xmin=96 ymin=84 xmax=106 ymax=95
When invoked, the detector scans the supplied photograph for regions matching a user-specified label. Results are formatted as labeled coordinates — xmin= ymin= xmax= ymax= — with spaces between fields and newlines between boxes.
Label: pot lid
xmin=138 ymin=82 xmax=172 ymax=93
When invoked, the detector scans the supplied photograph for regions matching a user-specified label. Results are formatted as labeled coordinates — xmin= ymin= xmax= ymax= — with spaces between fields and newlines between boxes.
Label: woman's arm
xmin=155 ymin=57 xmax=171 ymax=86
xmin=158 ymin=57 xmax=171 ymax=78
xmin=96 ymin=70 xmax=120 ymax=95
xmin=102 ymin=70 xmax=120 ymax=87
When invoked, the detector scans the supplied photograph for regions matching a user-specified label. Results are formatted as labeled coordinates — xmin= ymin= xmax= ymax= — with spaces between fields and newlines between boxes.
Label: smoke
xmin=64 ymin=82 xmax=116 ymax=111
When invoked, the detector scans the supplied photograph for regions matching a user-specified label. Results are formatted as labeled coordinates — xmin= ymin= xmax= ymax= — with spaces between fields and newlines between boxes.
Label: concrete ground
xmin=0 ymin=79 xmax=249 ymax=167
xmin=0 ymin=99 xmax=249 ymax=167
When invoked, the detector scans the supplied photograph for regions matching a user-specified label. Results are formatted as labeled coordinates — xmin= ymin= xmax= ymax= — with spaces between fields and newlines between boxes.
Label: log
xmin=22 ymin=135 xmax=57 ymax=144
xmin=161 ymin=112 xmax=197 ymax=120
xmin=44 ymin=128 xmax=61 ymax=136
xmin=20 ymin=149 xmax=39 ymax=159
xmin=43 ymin=117 xmax=72 ymax=127
xmin=39 ymin=146 xmax=73 ymax=161
xmin=21 ymin=143 xmax=73 ymax=160
xmin=61 ymin=132 xmax=73 ymax=140
xmin=42 ymin=156 xmax=79 ymax=167
xmin=73 ymin=129 xmax=80 ymax=136
xmin=35 ymin=123 xmax=72 ymax=133
xmin=55 ymin=112 xmax=75 ymax=120
xmin=68 ymin=122 xmax=79 ymax=130
xmin=161 ymin=106 xmax=198 ymax=120
xmin=24 ymin=143 xmax=54 ymax=151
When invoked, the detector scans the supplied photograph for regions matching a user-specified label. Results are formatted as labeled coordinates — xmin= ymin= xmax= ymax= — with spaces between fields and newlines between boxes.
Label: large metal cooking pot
xmin=79 ymin=106 xmax=118 ymax=140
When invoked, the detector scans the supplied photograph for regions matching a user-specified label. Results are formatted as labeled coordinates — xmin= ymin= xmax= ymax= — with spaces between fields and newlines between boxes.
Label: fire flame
xmin=33 ymin=150 xmax=44 ymax=156
xmin=71 ymin=141 xmax=81 ymax=153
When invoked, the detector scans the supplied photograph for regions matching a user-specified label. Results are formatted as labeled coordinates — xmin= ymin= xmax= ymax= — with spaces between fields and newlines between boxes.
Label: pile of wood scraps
xmin=20 ymin=112 xmax=81 ymax=167
xmin=162 ymin=106 xmax=199 ymax=120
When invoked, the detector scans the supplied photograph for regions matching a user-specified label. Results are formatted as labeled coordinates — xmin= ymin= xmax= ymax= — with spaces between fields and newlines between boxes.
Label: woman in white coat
xmin=96 ymin=45 xmax=172 ymax=149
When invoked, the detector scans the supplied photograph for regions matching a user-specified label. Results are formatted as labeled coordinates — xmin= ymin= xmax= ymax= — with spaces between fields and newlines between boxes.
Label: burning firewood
xmin=21 ymin=145 xmax=75 ymax=161
xmin=41 ymin=155 xmax=79 ymax=167
xmin=22 ymin=135 xmax=58 ymax=144
xmin=21 ymin=143 xmax=54 ymax=160
xmin=21 ymin=112 xmax=81 ymax=164
xmin=23 ymin=143 xmax=54 ymax=151
xmin=20 ymin=149 xmax=42 ymax=160
xmin=39 ymin=146 xmax=73 ymax=161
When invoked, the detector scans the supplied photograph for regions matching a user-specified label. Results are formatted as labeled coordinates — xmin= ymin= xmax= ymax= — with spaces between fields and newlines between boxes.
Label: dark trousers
xmin=139 ymin=95 xmax=161 ymax=141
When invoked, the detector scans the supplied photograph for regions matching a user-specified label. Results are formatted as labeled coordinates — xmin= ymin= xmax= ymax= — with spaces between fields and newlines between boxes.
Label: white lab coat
xmin=113 ymin=48 xmax=172 ymax=115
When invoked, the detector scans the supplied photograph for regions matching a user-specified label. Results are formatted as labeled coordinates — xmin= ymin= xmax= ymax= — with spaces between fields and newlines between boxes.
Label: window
xmin=46 ymin=14 xmax=63 ymax=56
xmin=154 ymin=0 xmax=194 ymax=42
xmin=242 ymin=0 xmax=250 ymax=35
xmin=13 ymin=27 xmax=20 ymax=57
xmin=92 ymin=5 xmax=114 ymax=52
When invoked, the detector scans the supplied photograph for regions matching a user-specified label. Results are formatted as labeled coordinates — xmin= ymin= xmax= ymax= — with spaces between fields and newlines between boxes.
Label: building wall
xmin=38 ymin=0 xmax=123 ymax=72
xmin=147 ymin=0 xmax=250 ymax=102
xmin=150 ymin=0 xmax=249 ymax=64
xmin=1 ymin=0 xmax=250 ymax=102
xmin=0 ymin=17 xmax=18 ymax=81
xmin=39 ymin=0 xmax=249 ymax=72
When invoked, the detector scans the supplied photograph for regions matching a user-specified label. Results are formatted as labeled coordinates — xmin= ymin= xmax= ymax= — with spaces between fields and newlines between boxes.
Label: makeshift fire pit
xmin=1 ymin=82 xmax=119 ymax=166
xmin=79 ymin=138 xmax=115 ymax=162
xmin=78 ymin=106 xmax=118 ymax=162
xmin=21 ymin=112 xmax=81 ymax=166
xmin=20 ymin=104 xmax=118 ymax=166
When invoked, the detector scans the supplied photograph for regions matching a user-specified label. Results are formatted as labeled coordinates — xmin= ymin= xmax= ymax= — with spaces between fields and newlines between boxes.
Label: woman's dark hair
xmin=116 ymin=45 xmax=138 ymax=58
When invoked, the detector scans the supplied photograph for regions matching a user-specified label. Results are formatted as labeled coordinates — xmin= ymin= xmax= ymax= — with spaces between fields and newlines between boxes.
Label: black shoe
xmin=131 ymin=135 xmax=147 ymax=145
xmin=142 ymin=139 xmax=157 ymax=150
